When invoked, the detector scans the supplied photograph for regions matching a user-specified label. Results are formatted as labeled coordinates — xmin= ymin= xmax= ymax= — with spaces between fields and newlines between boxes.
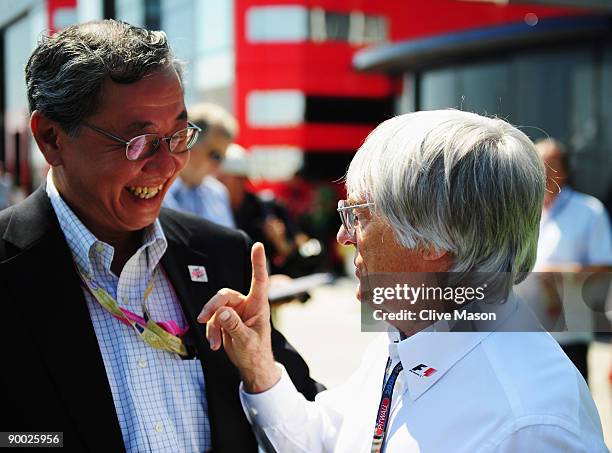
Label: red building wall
xmin=234 ymin=0 xmax=584 ymax=154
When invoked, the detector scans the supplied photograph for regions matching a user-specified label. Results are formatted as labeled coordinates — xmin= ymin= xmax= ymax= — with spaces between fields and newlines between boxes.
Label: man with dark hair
xmin=0 ymin=20 xmax=320 ymax=453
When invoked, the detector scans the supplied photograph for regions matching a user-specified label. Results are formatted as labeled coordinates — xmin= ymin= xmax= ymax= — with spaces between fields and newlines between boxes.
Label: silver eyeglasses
xmin=337 ymin=200 xmax=375 ymax=238
xmin=82 ymin=121 xmax=202 ymax=161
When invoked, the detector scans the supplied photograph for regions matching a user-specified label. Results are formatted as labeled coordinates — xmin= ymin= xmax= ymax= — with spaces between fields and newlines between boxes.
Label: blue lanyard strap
xmin=371 ymin=359 xmax=404 ymax=453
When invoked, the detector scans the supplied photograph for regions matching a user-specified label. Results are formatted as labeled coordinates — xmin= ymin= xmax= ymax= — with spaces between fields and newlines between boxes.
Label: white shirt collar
xmin=388 ymin=292 xmax=523 ymax=401
xmin=45 ymin=169 xmax=167 ymax=277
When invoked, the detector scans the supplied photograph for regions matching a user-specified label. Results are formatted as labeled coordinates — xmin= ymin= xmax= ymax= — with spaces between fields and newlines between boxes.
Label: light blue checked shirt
xmin=46 ymin=171 xmax=211 ymax=453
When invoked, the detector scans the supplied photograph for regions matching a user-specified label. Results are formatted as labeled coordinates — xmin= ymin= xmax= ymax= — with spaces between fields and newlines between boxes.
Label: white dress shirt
xmin=533 ymin=186 xmax=612 ymax=345
xmin=535 ymin=186 xmax=612 ymax=269
xmin=240 ymin=295 xmax=607 ymax=452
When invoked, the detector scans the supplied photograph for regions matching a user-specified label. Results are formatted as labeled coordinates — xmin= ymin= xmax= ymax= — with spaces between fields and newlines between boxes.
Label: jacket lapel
xmin=160 ymin=211 xmax=258 ymax=452
xmin=2 ymin=188 xmax=124 ymax=452
xmin=158 ymin=211 xmax=215 ymax=359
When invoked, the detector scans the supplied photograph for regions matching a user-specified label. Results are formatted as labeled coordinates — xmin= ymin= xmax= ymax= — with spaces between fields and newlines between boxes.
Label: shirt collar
xmin=142 ymin=217 xmax=168 ymax=271
xmin=46 ymin=169 xmax=167 ymax=277
xmin=389 ymin=292 xmax=521 ymax=401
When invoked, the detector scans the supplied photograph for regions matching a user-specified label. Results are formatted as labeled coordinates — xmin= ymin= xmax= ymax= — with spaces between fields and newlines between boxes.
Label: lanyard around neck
xmin=78 ymin=270 xmax=189 ymax=357
xmin=371 ymin=358 xmax=403 ymax=453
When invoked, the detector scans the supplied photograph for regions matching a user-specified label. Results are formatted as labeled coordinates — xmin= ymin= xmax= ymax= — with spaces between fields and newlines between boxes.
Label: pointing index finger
xmin=197 ymin=288 xmax=245 ymax=323
xmin=248 ymin=242 xmax=269 ymax=301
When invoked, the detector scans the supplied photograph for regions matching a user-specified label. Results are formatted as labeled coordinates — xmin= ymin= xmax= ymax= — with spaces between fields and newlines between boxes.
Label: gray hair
xmin=188 ymin=103 xmax=238 ymax=140
xmin=346 ymin=109 xmax=545 ymax=284
xmin=26 ymin=19 xmax=183 ymax=136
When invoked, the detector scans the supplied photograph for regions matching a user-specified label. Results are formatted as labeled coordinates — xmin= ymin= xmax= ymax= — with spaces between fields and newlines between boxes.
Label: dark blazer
xmin=0 ymin=187 xmax=322 ymax=453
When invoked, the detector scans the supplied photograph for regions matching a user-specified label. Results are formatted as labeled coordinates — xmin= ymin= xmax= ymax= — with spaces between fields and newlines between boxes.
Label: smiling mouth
xmin=127 ymin=184 xmax=164 ymax=200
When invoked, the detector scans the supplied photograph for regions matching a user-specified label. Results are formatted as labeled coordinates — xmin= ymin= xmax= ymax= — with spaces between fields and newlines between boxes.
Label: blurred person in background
xmin=218 ymin=144 xmax=322 ymax=277
xmin=164 ymin=102 xmax=236 ymax=228
xmin=199 ymin=110 xmax=607 ymax=452
xmin=0 ymin=162 xmax=13 ymax=210
xmin=0 ymin=20 xmax=321 ymax=452
xmin=533 ymin=138 xmax=612 ymax=382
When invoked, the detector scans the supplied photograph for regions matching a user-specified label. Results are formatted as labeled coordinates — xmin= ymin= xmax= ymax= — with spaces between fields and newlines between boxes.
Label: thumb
xmin=248 ymin=242 xmax=269 ymax=301
xmin=218 ymin=307 xmax=252 ymax=345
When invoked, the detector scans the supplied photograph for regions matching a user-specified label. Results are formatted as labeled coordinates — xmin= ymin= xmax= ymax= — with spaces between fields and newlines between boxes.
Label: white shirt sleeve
xmin=239 ymin=364 xmax=340 ymax=453
xmin=481 ymin=423 xmax=608 ymax=453
xmin=585 ymin=206 xmax=612 ymax=265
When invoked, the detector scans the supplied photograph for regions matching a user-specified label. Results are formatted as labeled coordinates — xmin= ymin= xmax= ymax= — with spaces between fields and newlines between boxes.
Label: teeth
xmin=128 ymin=184 xmax=164 ymax=200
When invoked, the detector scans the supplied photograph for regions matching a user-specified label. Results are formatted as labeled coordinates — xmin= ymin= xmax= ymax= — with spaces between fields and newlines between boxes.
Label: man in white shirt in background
xmin=198 ymin=110 xmax=608 ymax=452
xmin=165 ymin=103 xmax=236 ymax=228
xmin=532 ymin=138 xmax=612 ymax=382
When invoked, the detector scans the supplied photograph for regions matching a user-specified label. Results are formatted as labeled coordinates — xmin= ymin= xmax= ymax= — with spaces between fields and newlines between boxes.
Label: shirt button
xmin=154 ymin=422 xmax=164 ymax=433
xmin=95 ymin=243 xmax=104 ymax=253
xmin=137 ymin=358 xmax=147 ymax=368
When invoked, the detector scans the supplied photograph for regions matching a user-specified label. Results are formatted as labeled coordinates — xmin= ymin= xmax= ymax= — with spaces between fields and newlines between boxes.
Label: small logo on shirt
xmin=188 ymin=265 xmax=208 ymax=282
xmin=409 ymin=363 xmax=437 ymax=377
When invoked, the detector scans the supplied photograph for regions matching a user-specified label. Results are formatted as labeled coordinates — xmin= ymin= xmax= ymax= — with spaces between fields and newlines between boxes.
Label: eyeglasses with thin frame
xmin=337 ymin=200 xmax=375 ymax=239
xmin=82 ymin=121 xmax=202 ymax=161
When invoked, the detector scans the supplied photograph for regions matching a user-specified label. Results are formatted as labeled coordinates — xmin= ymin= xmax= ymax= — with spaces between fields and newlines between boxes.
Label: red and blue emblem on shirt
xmin=409 ymin=363 xmax=437 ymax=377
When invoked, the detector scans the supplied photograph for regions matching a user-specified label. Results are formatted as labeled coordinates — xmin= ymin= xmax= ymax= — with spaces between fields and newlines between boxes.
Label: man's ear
xmin=421 ymin=247 xmax=448 ymax=261
xmin=30 ymin=110 xmax=64 ymax=167
xmin=421 ymin=247 xmax=454 ymax=272
xmin=421 ymin=246 xmax=450 ymax=262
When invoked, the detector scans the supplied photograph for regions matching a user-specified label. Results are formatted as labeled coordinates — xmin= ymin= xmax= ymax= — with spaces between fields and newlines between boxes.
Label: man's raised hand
xmin=197 ymin=242 xmax=280 ymax=393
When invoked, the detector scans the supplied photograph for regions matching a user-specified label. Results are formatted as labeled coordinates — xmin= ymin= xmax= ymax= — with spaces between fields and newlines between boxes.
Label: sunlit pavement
xmin=273 ymin=277 xmax=612 ymax=449
xmin=272 ymin=277 xmax=378 ymax=388
xmin=590 ymin=342 xmax=612 ymax=447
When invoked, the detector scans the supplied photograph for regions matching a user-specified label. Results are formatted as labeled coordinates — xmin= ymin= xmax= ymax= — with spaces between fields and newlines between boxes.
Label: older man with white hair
xmin=198 ymin=110 xmax=607 ymax=452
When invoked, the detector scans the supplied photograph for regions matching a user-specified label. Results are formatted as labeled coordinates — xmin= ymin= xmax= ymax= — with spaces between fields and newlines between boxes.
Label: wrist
xmin=242 ymin=360 xmax=281 ymax=394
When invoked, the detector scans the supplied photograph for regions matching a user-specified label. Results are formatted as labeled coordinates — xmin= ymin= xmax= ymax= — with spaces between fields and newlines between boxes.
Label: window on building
xmin=305 ymin=95 xmax=393 ymax=125
xmin=363 ymin=14 xmax=388 ymax=44
xmin=324 ymin=11 xmax=351 ymax=42
xmin=247 ymin=90 xmax=306 ymax=127
xmin=249 ymin=146 xmax=304 ymax=180
xmin=246 ymin=5 xmax=309 ymax=43
xmin=311 ymin=9 xmax=388 ymax=44
xmin=248 ymin=6 xmax=387 ymax=45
